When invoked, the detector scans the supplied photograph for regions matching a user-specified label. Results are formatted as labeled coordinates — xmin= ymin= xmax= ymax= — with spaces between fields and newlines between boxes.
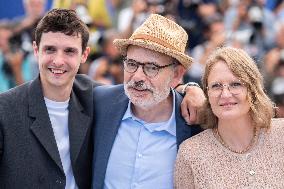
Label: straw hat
xmin=113 ymin=14 xmax=193 ymax=68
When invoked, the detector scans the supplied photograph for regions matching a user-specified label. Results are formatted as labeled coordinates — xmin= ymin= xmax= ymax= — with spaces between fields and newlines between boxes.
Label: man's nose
xmin=132 ymin=66 xmax=147 ymax=81
xmin=52 ymin=51 xmax=65 ymax=66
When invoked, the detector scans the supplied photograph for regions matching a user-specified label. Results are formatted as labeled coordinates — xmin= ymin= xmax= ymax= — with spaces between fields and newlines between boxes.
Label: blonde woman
xmin=175 ymin=47 xmax=284 ymax=188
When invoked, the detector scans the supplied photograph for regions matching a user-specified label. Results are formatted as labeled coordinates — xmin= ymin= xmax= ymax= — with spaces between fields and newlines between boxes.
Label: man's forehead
xmin=126 ymin=45 xmax=172 ymax=62
xmin=39 ymin=32 xmax=82 ymax=48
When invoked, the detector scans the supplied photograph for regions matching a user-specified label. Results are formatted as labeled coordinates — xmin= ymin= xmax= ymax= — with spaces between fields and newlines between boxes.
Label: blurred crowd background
xmin=0 ymin=0 xmax=284 ymax=117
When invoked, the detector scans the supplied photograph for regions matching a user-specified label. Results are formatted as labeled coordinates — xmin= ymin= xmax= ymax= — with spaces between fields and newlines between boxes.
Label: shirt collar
xmin=122 ymin=89 xmax=176 ymax=136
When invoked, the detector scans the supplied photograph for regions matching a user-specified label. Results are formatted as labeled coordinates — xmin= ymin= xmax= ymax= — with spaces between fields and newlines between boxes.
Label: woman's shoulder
xmin=263 ymin=118 xmax=284 ymax=154
xmin=269 ymin=118 xmax=284 ymax=136
xmin=179 ymin=129 xmax=214 ymax=155
xmin=271 ymin=118 xmax=284 ymax=127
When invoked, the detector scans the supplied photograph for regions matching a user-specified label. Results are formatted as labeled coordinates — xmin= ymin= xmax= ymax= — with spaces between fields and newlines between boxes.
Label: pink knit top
xmin=175 ymin=118 xmax=284 ymax=189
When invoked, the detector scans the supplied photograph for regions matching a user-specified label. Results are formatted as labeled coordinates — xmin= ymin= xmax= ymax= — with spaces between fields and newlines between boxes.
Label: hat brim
xmin=113 ymin=38 xmax=193 ymax=69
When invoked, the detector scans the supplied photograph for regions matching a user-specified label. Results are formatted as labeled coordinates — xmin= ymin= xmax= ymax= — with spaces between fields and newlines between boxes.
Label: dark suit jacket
xmin=92 ymin=85 xmax=202 ymax=189
xmin=0 ymin=74 xmax=99 ymax=189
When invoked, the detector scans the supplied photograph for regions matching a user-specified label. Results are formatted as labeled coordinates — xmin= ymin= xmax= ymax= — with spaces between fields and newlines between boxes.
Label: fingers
xmin=188 ymin=107 xmax=197 ymax=124
xmin=180 ymin=85 xmax=206 ymax=124
xmin=181 ymin=100 xmax=198 ymax=124
xmin=181 ymin=100 xmax=190 ymax=124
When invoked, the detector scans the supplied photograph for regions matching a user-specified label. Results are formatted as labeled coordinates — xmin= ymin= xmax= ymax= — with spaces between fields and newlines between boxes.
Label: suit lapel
xmin=174 ymin=91 xmax=192 ymax=148
xmin=68 ymin=91 xmax=91 ymax=165
xmin=94 ymin=91 xmax=129 ymax=183
xmin=175 ymin=91 xmax=203 ymax=148
xmin=99 ymin=94 xmax=128 ymax=148
xmin=28 ymin=77 xmax=63 ymax=171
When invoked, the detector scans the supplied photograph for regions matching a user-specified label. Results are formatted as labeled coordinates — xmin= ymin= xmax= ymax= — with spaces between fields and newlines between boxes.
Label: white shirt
xmin=44 ymin=97 xmax=77 ymax=189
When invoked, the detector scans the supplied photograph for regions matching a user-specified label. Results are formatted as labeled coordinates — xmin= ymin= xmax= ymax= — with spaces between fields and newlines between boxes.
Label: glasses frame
xmin=123 ymin=57 xmax=176 ymax=78
xmin=207 ymin=80 xmax=246 ymax=97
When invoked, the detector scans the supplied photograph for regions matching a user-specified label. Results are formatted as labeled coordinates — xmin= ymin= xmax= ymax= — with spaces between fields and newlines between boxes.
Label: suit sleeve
xmin=93 ymin=81 xmax=103 ymax=88
xmin=174 ymin=144 xmax=195 ymax=189
xmin=0 ymin=123 xmax=3 ymax=159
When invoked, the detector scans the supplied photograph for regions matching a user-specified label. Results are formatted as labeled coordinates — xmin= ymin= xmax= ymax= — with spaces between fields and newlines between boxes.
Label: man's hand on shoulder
xmin=175 ymin=82 xmax=206 ymax=124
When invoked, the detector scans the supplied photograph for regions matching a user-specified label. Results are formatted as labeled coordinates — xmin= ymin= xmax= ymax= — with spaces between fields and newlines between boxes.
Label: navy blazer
xmin=92 ymin=85 xmax=202 ymax=189
xmin=0 ymin=74 xmax=99 ymax=189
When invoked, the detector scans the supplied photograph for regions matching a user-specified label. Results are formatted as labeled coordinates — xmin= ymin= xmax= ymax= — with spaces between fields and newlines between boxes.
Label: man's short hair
xmin=35 ymin=8 xmax=89 ymax=51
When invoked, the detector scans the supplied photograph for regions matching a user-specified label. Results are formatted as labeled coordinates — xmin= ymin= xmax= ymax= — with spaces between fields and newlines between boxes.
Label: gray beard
xmin=124 ymin=77 xmax=172 ymax=109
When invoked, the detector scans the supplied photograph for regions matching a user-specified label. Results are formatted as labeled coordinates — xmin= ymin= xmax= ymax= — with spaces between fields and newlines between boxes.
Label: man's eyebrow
xmin=126 ymin=58 xmax=158 ymax=65
xmin=42 ymin=45 xmax=55 ymax=48
xmin=65 ymin=47 xmax=79 ymax=52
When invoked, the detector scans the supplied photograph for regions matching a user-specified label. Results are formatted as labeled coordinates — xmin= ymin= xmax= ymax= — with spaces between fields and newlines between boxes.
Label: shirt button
xmin=249 ymin=170 xmax=255 ymax=176
xmin=138 ymin=153 xmax=143 ymax=158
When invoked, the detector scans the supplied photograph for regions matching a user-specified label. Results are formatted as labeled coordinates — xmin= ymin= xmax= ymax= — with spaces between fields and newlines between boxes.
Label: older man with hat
xmin=92 ymin=14 xmax=203 ymax=189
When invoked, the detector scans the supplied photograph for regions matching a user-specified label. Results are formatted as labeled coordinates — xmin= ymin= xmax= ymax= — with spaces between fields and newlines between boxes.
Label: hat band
xmin=131 ymin=34 xmax=180 ymax=52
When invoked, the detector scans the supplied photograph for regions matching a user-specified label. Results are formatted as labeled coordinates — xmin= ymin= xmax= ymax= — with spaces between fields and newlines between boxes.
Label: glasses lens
xmin=229 ymin=81 xmax=244 ymax=95
xmin=208 ymin=83 xmax=223 ymax=96
xmin=124 ymin=60 xmax=138 ymax=73
xmin=208 ymin=81 xmax=245 ymax=96
xmin=144 ymin=64 xmax=159 ymax=77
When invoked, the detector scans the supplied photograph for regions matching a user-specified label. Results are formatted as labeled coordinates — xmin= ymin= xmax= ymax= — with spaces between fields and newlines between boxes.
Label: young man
xmin=0 ymin=9 xmax=97 ymax=188
xmin=92 ymin=14 xmax=203 ymax=189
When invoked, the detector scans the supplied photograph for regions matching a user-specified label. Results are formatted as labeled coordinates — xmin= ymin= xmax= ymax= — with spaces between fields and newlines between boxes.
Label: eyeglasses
xmin=123 ymin=58 xmax=176 ymax=78
xmin=207 ymin=81 xmax=246 ymax=97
